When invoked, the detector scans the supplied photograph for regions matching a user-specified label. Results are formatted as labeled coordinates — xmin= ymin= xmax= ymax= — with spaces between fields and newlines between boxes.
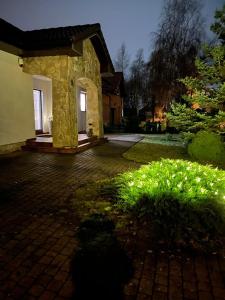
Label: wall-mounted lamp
xmin=18 ymin=57 xmax=23 ymax=67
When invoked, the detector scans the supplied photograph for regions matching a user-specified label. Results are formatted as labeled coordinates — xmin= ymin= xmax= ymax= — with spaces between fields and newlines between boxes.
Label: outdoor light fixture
xmin=18 ymin=57 xmax=23 ymax=67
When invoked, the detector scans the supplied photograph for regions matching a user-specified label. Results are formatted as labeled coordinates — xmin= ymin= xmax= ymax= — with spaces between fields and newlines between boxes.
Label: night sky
xmin=0 ymin=0 xmax=224 ymax=63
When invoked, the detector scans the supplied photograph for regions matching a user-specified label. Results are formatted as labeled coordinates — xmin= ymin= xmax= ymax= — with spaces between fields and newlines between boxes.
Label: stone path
xmin=0 ymin=137 xmax=225 ymax=300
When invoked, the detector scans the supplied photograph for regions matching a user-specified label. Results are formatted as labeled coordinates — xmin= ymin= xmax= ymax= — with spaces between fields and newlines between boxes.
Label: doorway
xmin=32 ymin=75 xmax=52 ymax=135
xmin=76 ymin=77 xmax=101 ymax=138
xmin=33 ymin=89 xmax=43 ymax=133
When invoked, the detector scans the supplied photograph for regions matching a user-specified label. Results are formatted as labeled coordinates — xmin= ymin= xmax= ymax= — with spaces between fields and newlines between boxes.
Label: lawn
xmin=123 ymin=134 xmax=225 ymax=169
xmin=123 ymin=134 xmax=188 ymax=163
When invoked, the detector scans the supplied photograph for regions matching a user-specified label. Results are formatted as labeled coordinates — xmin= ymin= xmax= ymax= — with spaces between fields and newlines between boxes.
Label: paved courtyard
xmin=0 ymin=137 xmax=225 ymax=300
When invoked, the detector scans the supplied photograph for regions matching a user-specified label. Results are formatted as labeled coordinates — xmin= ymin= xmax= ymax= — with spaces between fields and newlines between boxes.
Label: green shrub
xmin=115 ymin=159 xmax=225 ymax=248
xmin=188 ymin=131 xmax=225 ymax=164
xmin=181 ymin=131 xmax=195 ymax=144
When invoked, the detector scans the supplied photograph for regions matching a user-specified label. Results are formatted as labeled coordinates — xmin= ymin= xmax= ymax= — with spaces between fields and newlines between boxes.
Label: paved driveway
xmin=0 ymin=139 xmax=141 ymax=300
xmin=0 ymin=137 xmax=225 ymax=300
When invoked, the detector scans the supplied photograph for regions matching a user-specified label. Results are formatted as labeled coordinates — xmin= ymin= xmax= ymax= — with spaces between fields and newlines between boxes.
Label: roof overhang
xmin=0 ymin=41 xmax=23 ymax=56
xmin=0 ymin=18 xmax=114 ymax=75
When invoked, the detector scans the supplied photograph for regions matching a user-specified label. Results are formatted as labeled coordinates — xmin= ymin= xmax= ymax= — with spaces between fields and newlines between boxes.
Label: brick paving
xmin=0 ymin=139 xmax=225 ymax=300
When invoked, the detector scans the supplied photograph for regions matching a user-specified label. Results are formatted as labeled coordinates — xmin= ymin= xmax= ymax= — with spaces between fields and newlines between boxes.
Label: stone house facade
xmin=0 ymin=18 xmax=114 ymax=152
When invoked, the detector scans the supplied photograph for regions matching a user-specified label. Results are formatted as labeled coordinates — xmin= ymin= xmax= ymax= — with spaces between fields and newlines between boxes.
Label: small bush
xmin=115 ymin=159 xmax=225 ymax=248
xmin=181 ymin=131 xmax=195 ymax=144
xmin=188 ymin=131 xmax=225 ymax=164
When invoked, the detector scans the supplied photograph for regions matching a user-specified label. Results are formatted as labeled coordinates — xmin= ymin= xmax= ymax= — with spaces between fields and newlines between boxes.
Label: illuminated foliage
xmin=117 ymin=159 xmax=225 ymax=206
xmin=115 ymin=159 xmax=225 ymax=247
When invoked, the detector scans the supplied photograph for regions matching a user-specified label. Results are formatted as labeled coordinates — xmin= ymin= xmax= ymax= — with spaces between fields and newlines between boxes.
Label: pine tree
xmin=167 ymin=4 xmax=225 ymax=139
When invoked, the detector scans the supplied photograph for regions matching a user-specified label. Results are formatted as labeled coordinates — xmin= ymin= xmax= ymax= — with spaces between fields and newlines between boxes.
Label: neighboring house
xmin=0 ymin=18 xmax=114 ymax=153
xmin=102 ymin=72 xmax=124 ymax=128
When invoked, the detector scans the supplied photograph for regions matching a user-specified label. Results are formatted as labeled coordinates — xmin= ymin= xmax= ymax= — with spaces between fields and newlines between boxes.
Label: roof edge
xmin=0 ymin=18 xmax=114 ymax=74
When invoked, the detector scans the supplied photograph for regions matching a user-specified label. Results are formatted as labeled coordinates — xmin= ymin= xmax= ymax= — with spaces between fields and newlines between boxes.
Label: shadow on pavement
xmin=71 ymin=213 xmax=133 ymax=300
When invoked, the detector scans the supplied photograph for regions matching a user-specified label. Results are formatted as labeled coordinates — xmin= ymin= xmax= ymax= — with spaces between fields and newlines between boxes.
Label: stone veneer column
xmin=52 ymin=78 xmax=77 ymax=148
xmin=51 ymin=56 xmax=77 ymax=148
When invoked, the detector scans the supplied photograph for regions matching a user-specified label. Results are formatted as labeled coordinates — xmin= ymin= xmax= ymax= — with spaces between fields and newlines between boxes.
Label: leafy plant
xmin=115 ymin=159 xmax=225 ymax=248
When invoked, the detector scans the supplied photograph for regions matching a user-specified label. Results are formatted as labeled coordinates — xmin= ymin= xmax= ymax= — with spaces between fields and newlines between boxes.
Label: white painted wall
xmin=32 ymin=76 xmax=52 ymax=133
xmin=0 ymin=50 xmax=35 ymax=147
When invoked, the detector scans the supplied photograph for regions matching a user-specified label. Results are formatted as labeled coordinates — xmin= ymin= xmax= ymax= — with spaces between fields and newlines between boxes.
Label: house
xmin=102 ymin=72 xmax=124 ymax=129
xmin=0 ymin=18 xmax=114 ymax=153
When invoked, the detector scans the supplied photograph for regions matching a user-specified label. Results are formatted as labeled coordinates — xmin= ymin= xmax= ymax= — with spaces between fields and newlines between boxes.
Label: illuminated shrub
xmin=116 ymin=159 xmax=225 ymax=247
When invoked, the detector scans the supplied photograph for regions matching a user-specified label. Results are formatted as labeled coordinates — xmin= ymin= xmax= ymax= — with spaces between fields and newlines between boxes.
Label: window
xmin=80 ymin=91 xmax=86 ymax=112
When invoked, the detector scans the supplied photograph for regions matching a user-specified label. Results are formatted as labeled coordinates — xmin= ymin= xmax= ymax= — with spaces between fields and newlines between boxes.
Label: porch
xmin=24 ymin=54 xmax=104 ymax=151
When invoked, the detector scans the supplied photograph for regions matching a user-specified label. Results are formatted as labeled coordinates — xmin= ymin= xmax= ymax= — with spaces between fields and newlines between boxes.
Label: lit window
xmin=80 ymin=91 xmax=86 ymax=112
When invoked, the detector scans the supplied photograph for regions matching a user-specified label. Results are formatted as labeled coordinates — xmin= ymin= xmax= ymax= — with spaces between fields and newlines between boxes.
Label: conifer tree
xmin=167 ymin=4 xmax=225 ymax=139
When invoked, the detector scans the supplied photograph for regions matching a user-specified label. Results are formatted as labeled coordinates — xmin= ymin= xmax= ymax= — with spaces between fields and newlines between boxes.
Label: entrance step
xmin=78 ymin=136 xmax=98 ymax=146
xmin=22 ymin=138 xmax=53 ymax=149
xmin=21 ymin=137 xmax=107 ymax=154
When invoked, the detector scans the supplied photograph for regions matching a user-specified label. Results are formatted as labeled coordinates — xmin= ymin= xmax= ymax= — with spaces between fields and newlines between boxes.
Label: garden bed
xmin=70 ymin=137 xmax=225 ymax=254
xmin=70 ymin=161 xmax=225 ymax=254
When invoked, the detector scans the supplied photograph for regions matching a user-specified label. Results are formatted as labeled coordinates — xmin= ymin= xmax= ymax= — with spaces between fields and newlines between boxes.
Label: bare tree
xmin=114 ymin=43 xmax=130 ymax=78
xmin=127 ymin=49 xmax=149 ymax=109
xmin=211 ymin=4 xmax=225 ymax=43
xmin=148 ymin=0 xmax=205 ymax=118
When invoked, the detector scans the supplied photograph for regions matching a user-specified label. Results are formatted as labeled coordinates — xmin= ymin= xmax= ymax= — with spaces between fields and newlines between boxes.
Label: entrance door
xmin=33 ymin=89 xmax=43 ymax=133
xmin=78 ymin=90 xmax=87 ymax=133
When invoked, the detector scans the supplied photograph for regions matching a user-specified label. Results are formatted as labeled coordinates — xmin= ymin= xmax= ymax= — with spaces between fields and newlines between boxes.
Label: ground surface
xmin=0 ymin=134 xmax=225 ymax=300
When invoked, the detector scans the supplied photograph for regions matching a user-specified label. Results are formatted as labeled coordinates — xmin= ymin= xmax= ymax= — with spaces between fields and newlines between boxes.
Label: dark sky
xmin=0 ymin=0 xmax=224 ymax=63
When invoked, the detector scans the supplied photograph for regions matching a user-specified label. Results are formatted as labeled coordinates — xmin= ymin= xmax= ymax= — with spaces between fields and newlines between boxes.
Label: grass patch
xmin=70 ymin=180 xmax=140 ymax=241
xmin=115 ymin=159 xmax=225 ymax=249
xmin=123 ymin=141 xmax=189 ymax=163
xmin=71 ymin=181 xmax=114 ymax=219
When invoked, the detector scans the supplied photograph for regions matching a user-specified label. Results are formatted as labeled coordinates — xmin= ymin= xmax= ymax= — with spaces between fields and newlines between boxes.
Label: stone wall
xmin=23 ymin=38 xmax=103 ymax=148
xmin=68 ymin=39 xmax=103 ymax=137
xmin=0 ymin=142 xmax=25 ymax=154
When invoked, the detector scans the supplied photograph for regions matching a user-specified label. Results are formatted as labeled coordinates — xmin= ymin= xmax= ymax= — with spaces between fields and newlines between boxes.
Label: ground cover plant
xmin=115 ymin=159 xmax=225 ymax=249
